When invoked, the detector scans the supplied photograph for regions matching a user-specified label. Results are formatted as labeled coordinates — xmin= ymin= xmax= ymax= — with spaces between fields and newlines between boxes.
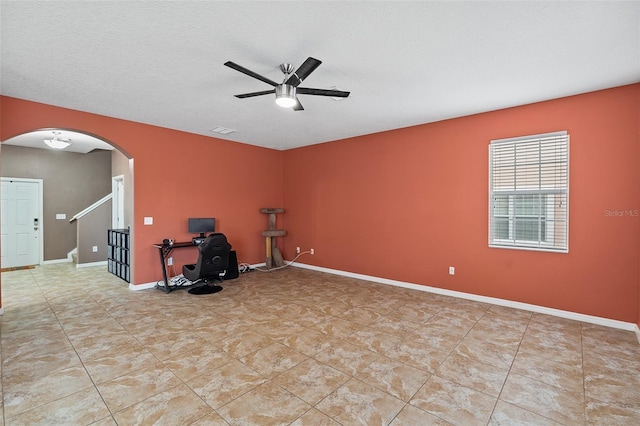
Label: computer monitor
xmin=188 ymin=218 xmax=216 ymax=238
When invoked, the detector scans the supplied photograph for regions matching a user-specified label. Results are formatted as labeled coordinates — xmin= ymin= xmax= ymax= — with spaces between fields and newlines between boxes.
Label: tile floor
xmin=1 ymin=263 xmax=639 ymax=425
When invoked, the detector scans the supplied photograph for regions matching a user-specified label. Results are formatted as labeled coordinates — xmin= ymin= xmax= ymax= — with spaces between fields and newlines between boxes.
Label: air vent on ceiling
xmin=210 ymin=126 xmax=235 ymax=135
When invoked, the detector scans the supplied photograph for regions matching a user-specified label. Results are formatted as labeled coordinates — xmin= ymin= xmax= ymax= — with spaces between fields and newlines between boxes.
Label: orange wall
xmin=283 ymin=84 xmax=640 ymax=323
xmin=0 ymin=96 xmax=283 ymax=288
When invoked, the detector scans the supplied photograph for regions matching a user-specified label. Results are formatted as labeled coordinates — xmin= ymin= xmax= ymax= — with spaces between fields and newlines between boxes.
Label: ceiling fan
xmin=224 ymin=57 xmax=350 ymax=111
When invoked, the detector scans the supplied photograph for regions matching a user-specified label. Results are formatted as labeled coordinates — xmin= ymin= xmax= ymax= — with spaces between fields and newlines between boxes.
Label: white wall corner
xmin=67 ymin=247 xmax=77 ymax=262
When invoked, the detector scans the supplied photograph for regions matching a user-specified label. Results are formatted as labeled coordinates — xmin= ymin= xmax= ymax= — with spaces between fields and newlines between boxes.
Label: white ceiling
xmin=1 ymin=1 xmax=639 ymax=151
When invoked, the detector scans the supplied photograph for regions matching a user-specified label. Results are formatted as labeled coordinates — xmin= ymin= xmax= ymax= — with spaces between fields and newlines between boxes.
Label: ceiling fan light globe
xmin=43 ymin=138 xmax=72 ymax=149
xmin=275 ymin=84 xmax=296 ymax=108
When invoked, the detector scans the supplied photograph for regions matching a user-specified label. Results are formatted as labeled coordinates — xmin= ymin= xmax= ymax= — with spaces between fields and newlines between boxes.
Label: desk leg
xmin=158 ymin=246 xmax=171 ymax=293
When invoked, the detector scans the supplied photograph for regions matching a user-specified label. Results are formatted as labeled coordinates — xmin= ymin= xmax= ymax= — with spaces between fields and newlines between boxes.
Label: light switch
xmin=144 ymin=217 xmax=153 ymax=225
xmin=56 ymin=213 xmax=66 ymax=220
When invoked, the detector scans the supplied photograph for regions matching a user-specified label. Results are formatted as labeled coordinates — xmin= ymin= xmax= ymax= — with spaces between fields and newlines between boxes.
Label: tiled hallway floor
xmin=1 ymin=263 xmax=639 ymax=425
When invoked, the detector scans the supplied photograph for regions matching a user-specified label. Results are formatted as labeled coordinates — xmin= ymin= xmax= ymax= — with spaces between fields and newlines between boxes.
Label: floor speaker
xmin=225 ymin=250 xmax=239 ymax=280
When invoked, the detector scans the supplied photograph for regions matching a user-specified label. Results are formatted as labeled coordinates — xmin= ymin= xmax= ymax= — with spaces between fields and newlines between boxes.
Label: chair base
xmin=188 ymin=284 xmax=223 ymax=295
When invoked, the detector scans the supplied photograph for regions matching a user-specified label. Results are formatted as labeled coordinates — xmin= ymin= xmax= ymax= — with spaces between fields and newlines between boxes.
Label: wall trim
xmin=43 ymin=258 xmax=72 ymax=265
xmin=292 ymin=262 xmax=638 ymax=332
xmin=130 ymin=281 xmax=158 ymax=291
xmin=76 ymin=260 xmax=107 ymax=269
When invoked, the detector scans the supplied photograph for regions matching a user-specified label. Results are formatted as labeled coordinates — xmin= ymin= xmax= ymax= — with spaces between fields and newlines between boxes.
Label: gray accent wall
xmin=0 ymin=145 xmax=112 ymax=260
xmin=77 ymin=199 xmax=111 ymax=264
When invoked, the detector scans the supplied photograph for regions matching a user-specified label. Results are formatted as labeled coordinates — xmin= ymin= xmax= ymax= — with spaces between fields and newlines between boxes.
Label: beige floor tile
xmin=407 ymin=320 xmax=470 ymax=352
xmin=141 ymin=330 xmax=216 ymax=361
xmin=190 ymin=410 xmax=231 ymax=425
xmin=162 ymin=346 xmax=232 ymax=382
xmin=385 ymin=339 xmax=449 ymax=373
xmin=510 ymin=350 xmax=584 ymax=393
xmin=465 ymin=323 xmax=525 ymax=348
xmin=584 ymin=367 xmax=640 ymax=410
xmin=186 ymin=359 xmax=267 ymax=409
xmin=2 ymin=265 xmax=639 ymax=425
xmin=2 ymin=349 xmax=83 ymax=383
xmin=249 ymin=318 xmax=308 ymax=340
xmin=274 ymin=358 xmax=350 ymax=405
xmin=239 ymin=342 xmax=308 ymax=378
xmin=488 ymin=400 xmax=562 ymax=425
xmin=218 ymin=329 xmax=275 ymax=358
xmin=348 ymin=326 xmax=403 ymax=354
xmin=83 ymin=345 xmax=161 ymax=384
xmin=290 ymin=408 xmax=341 ymax=425
xmin=309 ymin=315 xmax=365 ymax=339
xmin=4 ymin=387 xmax=110 ymax=426
xmin=500 ymin=372 xmax=585 ymax=424
xmin=390 ymin=403 xmax=453 ymax=425
xmin=73 ymin=334 xmax=146 ymax=363
xmin=410 ymin=375 xmax=496 ymax=425
xmin=314 ymin=339 xmax=380 ymax=376
xmin=217 ymin=381 xmax=311 ymax=425
xmin=113 ymin=383 xmax=213 ymax=426
xmin=436 ymin=352 xmax=509 ymax=397
xmin=316 ymin=378 xmax=405 ymax=425
xmin=454 ymin=335 xmax=518 ymax=370
xmin=96 ymin=361 xmax=182 ymax=412
xmin=281 ymin=327 xmax=337 ymax=356
xmin=585 ymin=397 xmax=640 ymax=425
xmin=356 ymin=356 xmax=431 ymax=402
xmin=336 ymin=306 xmax=386 ymax=325
xmin=3 ymin=365 xmax=94 ymax=419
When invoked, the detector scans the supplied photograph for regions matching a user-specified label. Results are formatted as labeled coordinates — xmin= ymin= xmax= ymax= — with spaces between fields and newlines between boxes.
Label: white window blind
xmin=489 ymin=131 xmax=569 ymax=252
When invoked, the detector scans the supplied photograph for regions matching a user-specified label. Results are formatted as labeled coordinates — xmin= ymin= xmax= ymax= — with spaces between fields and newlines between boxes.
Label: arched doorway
xmin=0 ymin=128 xmax=134 ymax=292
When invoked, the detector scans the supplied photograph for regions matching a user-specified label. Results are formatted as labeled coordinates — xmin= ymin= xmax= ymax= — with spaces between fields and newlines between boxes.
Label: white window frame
xmin=489 ymin=131 xmax=569 ymax=253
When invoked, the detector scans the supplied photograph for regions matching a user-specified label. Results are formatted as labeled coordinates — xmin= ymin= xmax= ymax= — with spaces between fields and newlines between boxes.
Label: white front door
xmin=1 ymin=178 xmax=42 ymax=268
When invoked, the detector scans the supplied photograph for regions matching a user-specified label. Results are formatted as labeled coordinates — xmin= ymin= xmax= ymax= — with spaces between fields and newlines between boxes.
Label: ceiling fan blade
xmin=297 ymin=87 xmax=350 ymax=98
xmin=285 ymin=57 xmax=322 ymax=87
xmin=292 ymin=98 xmax=304 ymax=111
xmin=224 ymin=61 xmax=278 ymax=87
xmin=235 ymin=89 xmax=275 ymax=99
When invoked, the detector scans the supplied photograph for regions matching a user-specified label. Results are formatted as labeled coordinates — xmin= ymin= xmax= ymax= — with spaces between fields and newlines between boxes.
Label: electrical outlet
xmin=92 ymin=246 xmax=98 ymax=253
xmin=167 ymin=257 xmax=173 ymax=266
xmin=449 ymin=266 xmax=455 ymax=275
xmin=296 ymin=246 xmax=301 ymax=254
xmin=310 ymin=248 xmax=315 ymax=255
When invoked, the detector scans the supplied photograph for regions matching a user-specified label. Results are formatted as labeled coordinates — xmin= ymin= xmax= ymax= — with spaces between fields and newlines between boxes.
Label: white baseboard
xmin=43 ymin=258 xmax=72 ymax=265
xmin=76 ymin=260 xmax=107 ymax=269
xmin=292 ymin=262 xmax=638 ymax=333
xmin=130 ymin=281 xmax=158 ymax=291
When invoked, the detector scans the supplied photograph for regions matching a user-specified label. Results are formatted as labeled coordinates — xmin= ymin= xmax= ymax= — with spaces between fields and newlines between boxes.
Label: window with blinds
xmin=489 ymin=131 xmax=569 ymax=252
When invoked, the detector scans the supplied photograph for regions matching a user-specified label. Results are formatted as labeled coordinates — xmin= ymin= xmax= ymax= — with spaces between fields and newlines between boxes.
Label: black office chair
xmin=182 ymin=233 xmax=231 ymax=294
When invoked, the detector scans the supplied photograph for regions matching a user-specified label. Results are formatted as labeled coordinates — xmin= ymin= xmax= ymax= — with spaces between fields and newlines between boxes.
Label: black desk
xmin=152 ymin=241 xmax=199 ymax=293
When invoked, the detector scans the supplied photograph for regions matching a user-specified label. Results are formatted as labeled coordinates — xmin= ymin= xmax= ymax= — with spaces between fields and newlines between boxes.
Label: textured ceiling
xmin=1 ymin=1 xmax=639 ymax=151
